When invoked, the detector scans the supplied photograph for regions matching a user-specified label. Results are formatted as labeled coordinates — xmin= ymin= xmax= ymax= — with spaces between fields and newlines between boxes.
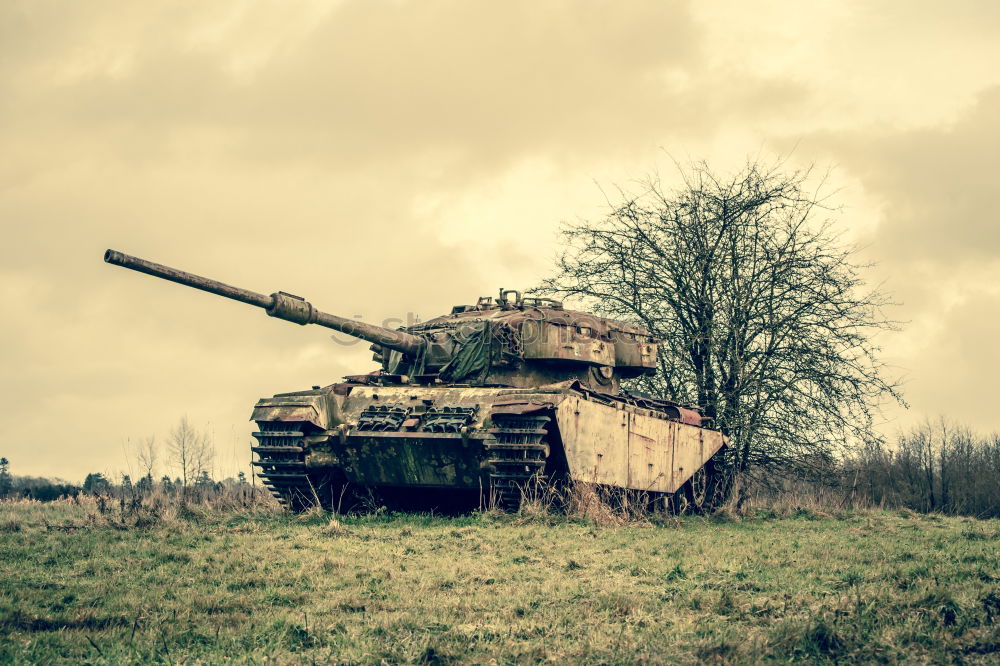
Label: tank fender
xmin=250 ymin=385 xmax=347 ymax=430
xmin=490 ymin=399 xmax=556 ymax=417
xmin=553 ymin=396 xmax=727 ymax=493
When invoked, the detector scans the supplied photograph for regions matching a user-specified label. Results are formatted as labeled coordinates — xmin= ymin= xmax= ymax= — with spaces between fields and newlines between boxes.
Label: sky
xmin=2 ymin=0 xmax=999 ymax=481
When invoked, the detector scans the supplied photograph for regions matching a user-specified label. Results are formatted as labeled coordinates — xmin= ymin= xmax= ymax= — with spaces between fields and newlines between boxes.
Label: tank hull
xmin=251 ymin=384 xmax=727 ymax=512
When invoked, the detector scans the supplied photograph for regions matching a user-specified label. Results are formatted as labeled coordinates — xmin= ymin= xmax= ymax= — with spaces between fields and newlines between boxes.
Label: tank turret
xmin=104 ymin=250 xmax=658 ymax=392
xmin=379 ymin=288 xmax=658 ymax=392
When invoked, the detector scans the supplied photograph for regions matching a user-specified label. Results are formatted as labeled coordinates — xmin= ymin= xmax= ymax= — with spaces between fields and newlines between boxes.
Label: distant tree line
xmin=0 ymin=417 xmax=251 ymax=503
xmin=0 ymin=462 xmax=251 ymax=503
xmin=847 ymin=420 xmax=1000 ymax=518
xmin=0 ymin=457 xmax=81 ymax=501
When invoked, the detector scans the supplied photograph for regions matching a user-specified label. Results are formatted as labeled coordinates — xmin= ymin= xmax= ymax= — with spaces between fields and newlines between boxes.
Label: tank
xmin=104 ymin=249 xmax=728 ymax=512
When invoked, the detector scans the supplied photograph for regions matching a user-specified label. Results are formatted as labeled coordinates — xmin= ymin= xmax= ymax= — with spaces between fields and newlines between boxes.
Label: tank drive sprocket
xmin=252 ymin=421 xmax=317 ymax=511
xmin=486 ymin=413 xmax=550 ymax=511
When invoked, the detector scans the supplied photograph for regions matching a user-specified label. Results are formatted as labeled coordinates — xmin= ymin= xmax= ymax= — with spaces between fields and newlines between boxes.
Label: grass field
xmin=0 ymin=500 xmax=998 ymax=664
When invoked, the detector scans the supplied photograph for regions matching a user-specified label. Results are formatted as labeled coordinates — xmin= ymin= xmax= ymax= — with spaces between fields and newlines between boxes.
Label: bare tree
xmin=0 ymin=457 xmax=11 ymax=498
xmin=137 ymin=436 xmax=157 ymax=479
xmin=133 ymin=435 xmax=158 ymax=494
xmin=537 ymin=159 xmax=902 ymax=503
xmin=167 ymin=417 xmax=214 ymax=488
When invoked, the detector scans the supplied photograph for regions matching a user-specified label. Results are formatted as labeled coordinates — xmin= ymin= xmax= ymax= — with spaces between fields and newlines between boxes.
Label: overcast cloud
xmin=2 ymin=0 xmax=998 ymax=479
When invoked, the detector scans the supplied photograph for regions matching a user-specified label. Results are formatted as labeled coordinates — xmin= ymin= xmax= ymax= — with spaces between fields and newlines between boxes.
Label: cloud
xmin=3 ymin=0 xmax=999 ymax=477
xmin=1 ymin=0 xmax=816 ymax=180
xmin=792 ymin=87 xmax=1000 ymax=432
xmin=819 ymin=87 xmax=1000 ymax=265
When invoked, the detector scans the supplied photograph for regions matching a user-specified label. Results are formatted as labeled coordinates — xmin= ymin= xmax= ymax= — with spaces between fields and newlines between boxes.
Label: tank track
xmin=486 ymin=413 xmax=550 ymax=511
xmin=251 ymin=421 xmax=318 ymax=511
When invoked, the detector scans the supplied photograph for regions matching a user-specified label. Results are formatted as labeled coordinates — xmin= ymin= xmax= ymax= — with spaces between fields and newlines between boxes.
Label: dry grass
xmin=1 ymin=495 xmax=997 ymax=664
xmin=0 ymin=485 xmax=281 ymax=533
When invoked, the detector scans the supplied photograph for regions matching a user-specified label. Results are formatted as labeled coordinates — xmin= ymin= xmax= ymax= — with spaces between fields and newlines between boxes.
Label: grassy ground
xmin=0 ymin=500 xmax=997 ymax=664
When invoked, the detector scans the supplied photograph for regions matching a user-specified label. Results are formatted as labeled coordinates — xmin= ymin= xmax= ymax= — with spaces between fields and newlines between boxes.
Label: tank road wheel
xmin=683 ymin=465 xmax=709 ymax=513
xmin=252 ymin=422 xmax=327 ymax=512
xmin=486 ymin=413 xmax=550 ymax=512
xmin=670 ymin=465 xmax=708 ymax=515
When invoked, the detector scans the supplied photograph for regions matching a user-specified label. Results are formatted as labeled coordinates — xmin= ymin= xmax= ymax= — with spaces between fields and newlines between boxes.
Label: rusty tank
xmin=104 ymin=249 xmax=728 ymax=512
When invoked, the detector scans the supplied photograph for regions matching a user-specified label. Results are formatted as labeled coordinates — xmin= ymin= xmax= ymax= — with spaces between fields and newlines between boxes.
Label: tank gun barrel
xmin=104 ymin=249 xmax=424 ymax=356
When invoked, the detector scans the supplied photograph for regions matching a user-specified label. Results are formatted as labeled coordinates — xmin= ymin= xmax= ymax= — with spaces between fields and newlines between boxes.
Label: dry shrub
xmin=0 ymin=517 xmax=21 ymax=532
xmin=293 ymin=505 xmax=329 ymax=524
xmin=1 ymin=483 xmax=284 ymax=531
xmin=565 ymin=482 xmax=628 ymax=526
xmin=514 ymin=479 xmax=563 ymax=518
xmin=508 ymin=473 xmax=878 ymax=525
xmin=728 ymin=475 xmax=873 ymax=518
xmin=515 ymin=481 xmax=656 ymax=527
xmin=322 ymin=516 xmax=349 ymax=536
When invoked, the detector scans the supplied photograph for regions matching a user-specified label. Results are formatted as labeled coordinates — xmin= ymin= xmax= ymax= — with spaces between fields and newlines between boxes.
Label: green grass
xmin=0 ymin=501 xmax=998 ymax=664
